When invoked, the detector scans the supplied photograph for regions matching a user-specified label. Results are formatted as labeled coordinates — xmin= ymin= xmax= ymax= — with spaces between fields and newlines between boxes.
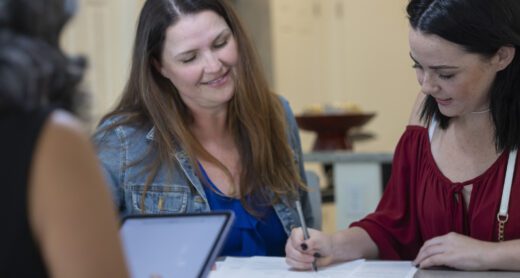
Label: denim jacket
xmin=93 ymin=97 xmax=315 ymax=234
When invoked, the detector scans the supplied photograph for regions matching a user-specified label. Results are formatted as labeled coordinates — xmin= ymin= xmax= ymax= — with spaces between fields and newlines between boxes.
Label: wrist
xmin=481 ymin=241 xmax=501 ymax=270
xmin=328 ymin=233 xmax=342 ymax=264
xmin=330 ymin=232 xmax=358 ymax=263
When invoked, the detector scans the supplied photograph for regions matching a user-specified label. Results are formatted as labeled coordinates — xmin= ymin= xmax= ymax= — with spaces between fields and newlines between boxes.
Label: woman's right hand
xmin=285 ymin=227 xmax=335 ymax=270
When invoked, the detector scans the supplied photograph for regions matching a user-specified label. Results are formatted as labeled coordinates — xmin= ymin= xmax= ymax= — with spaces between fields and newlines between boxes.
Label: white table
xmin=304 ymin=151 xmax=393 ymax=230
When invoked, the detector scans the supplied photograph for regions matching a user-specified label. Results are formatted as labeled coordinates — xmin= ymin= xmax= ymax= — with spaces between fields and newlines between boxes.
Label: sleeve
xmin=91 ymin=119 xmax=127 ymax=213
xmin=349 ymin=127 xmax=425 ymax=260
xmin=280 ymin=96 xmax=316 ymax=229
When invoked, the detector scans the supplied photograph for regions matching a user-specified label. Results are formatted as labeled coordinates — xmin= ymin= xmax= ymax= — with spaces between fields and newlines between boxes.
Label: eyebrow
xmin=174 ymin=29 xmax=231 ymax=58
xmin=409 ymin=53 xmax=459 ymax=70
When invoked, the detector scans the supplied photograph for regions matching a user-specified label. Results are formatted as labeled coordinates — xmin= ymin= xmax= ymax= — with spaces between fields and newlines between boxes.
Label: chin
xmin=438 ymin=109 xmax=457 ymax=118
xmin=210 ymin=93 xmax=234 ymax=107
xmin=221 ymin=86 xmax=235 ymax=101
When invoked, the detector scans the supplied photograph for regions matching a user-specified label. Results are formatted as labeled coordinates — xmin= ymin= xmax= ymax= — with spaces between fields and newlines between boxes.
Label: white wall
xmin=270 ymin=0 xmax=418 ymax=152
xmin=61 ymin=0 xmax=145 ymax=127
xmin=233 ymin=0 xmax=274 ymax=86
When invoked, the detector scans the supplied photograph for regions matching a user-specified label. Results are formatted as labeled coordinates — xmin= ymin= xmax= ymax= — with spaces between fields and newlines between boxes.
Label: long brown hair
xmin=99 ymin=0 xmax=304 ymax=214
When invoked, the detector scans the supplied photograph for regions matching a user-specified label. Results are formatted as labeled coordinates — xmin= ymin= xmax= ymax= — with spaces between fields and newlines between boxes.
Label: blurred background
xmin=61 ymin=0 xmax=418 ymax=233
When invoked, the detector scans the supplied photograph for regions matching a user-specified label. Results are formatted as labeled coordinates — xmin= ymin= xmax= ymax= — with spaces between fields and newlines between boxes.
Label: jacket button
xmin=194 ymin=195 xmax=204 ymax=203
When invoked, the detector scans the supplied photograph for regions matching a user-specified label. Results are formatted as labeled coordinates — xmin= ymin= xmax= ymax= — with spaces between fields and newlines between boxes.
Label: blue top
xmin=199 ymin=164 xmax=287 ymax=257
xmin=93 ymin=96 xmax=315 ymax=235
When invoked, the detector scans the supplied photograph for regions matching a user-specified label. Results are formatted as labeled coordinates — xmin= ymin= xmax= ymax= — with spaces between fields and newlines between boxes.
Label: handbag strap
xmin=497 ymin=148 xmax=517 ymax=241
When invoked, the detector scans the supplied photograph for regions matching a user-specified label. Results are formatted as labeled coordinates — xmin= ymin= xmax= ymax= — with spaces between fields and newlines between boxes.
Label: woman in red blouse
xmin=286 ymin=0 xmax=520 ymax=271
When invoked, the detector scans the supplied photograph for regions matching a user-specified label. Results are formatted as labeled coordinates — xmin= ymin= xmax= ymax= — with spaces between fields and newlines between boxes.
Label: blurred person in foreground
xmin=0 ymin=0 xmax=128 ymax=277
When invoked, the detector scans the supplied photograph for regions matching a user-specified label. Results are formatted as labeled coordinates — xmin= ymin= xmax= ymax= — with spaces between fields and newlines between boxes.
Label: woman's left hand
xmin=413 ymin=232 xmax=494 ymax=270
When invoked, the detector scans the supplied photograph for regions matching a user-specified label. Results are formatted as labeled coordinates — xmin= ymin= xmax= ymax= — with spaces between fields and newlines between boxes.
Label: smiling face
xmin=409 ymin=28 xmax=501 ymax=117
xmin=157 ymin=10 xmax=238 ymax=113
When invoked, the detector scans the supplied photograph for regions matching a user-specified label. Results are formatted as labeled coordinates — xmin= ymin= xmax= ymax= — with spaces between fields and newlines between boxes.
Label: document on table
xmin=208 ymin=256 xmax=417 ymax=278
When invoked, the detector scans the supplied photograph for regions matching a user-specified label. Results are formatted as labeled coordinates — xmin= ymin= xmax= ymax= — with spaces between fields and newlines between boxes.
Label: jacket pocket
xmin=128 ymin=185 xmax=188 ymax=213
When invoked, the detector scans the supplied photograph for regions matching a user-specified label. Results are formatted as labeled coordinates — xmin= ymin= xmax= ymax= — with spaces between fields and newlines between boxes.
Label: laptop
xmin=120 ymin=212 xmax=234 ymax=278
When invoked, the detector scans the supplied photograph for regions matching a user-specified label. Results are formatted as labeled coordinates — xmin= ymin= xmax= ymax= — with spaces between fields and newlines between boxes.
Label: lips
xmin=435 ymin=97 xmax=452 ymax=106
xmin=201 ymin=70 xmax=230 ymax=86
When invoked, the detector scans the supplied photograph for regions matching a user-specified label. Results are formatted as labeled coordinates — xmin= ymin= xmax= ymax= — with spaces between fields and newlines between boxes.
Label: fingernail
xmin=314 ymin=253 xmax=321 ymax=258
xmin=301 ymin=243 xmax=308 ymax=251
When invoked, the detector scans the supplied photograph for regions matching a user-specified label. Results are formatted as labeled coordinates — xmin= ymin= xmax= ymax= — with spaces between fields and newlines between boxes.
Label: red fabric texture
xmin=350 ymin=126 xmax=520 ymax=260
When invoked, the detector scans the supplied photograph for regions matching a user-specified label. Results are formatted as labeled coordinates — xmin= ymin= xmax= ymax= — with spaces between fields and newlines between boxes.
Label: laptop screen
xmin=120 ymin=212 xmax=234 ymax=278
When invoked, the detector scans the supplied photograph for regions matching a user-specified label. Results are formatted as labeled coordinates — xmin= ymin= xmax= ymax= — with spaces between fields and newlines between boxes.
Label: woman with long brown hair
xmin=94 ymin=0 xmax=314 ymax=257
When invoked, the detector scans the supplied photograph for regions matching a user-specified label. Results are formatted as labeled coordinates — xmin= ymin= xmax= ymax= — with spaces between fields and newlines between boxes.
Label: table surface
xmin=415 ymin=268 xmax=520 ymax=277
xmin=214 ymin=257 xmax=520 ymax=277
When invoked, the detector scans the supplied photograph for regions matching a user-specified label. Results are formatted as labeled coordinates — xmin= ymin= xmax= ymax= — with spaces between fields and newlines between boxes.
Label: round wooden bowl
xmin=295 ymin=113 xmax=376 ymax=151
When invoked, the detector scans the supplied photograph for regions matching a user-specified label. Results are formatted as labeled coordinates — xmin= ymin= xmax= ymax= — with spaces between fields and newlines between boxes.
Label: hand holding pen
xmin=295 ymin=200 xmax=318 ymax=272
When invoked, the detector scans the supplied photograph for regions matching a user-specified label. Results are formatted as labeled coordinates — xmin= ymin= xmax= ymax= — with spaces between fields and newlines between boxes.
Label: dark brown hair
xmin=408 ymin=0 xmax=520 ymax=151
xmin=0 ymin=0 xmax=86 ymax=114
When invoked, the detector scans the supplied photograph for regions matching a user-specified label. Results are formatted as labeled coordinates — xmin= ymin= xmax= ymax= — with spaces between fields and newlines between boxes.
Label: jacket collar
xmin=145 ymin=127 xmax=155 ymax=141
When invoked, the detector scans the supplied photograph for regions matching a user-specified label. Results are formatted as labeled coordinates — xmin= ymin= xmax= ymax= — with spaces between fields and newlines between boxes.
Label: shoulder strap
xmin=497 ymin=148 xmax=517 ymax=241
xmin=499 ymin=149 xmax=517 ymax=217
xmin=428 ymin=116 xmax=437 ymax=141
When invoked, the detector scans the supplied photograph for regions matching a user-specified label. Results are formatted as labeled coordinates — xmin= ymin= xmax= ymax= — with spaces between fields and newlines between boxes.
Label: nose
xmin=418 ymin=72 xmax=440 ymax=95
xmin=202 ymin=52 xmax=222 ymax=73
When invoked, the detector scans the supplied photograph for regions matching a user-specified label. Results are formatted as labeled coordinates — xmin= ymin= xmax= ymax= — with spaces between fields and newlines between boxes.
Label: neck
xmin=190 ymin=109 xmax=230 ymax=145
xmin=450 ymin=113 xmax=495 ymax=150
xmin=471 ymin=108 xmax=490 ymax=114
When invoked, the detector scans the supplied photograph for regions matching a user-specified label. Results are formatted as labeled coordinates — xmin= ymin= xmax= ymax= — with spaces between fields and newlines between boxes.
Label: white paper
xmin=348 ymin=261 xmax=417 ymax=278
xmin=208 ymin=257 xmax=417 ymax=278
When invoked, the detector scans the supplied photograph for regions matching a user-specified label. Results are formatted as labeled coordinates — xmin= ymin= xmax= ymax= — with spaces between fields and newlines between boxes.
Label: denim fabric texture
xmin=92 ymin=97 xmax=315 ymax=234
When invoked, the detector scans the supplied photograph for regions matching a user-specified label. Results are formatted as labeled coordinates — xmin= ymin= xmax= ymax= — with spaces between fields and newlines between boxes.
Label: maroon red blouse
xmin=350 ymin=125 xmax=520 ymax=260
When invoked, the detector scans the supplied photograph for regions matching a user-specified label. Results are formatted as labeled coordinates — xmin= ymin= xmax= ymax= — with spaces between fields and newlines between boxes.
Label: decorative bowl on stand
xmin=295 ymin=112 xmax=376 ymax=203
xmin=295 ymin=113 xmax=376 ymax=151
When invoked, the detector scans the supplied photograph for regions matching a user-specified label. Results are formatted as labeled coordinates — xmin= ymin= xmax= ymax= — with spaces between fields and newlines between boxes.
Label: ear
xmin=494 ymin=45 xmax=515 ymax=71
xmin=152 ymin=58 xmax=167 ymax=77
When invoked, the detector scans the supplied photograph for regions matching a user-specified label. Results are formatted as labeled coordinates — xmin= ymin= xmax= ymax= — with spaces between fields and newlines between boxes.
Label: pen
xmin=295 ymin=200 xmax=318 ymax=272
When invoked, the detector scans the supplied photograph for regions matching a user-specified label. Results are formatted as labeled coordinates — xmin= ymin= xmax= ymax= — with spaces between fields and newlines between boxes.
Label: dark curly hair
xmin=0 ymin=0 xmax=87 ymax=115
